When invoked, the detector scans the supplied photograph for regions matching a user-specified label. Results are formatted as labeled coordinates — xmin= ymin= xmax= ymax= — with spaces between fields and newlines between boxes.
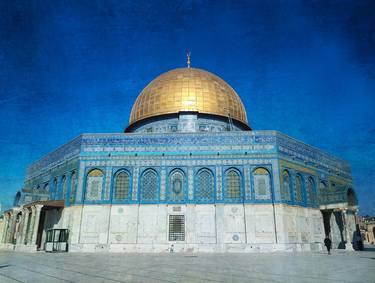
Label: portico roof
xmin=23 ymin=200 xmax=64 ymax=209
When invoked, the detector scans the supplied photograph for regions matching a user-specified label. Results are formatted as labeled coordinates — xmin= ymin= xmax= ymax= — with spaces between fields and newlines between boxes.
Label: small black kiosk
xmin=45 ymin=229 xmax=69 ymax=252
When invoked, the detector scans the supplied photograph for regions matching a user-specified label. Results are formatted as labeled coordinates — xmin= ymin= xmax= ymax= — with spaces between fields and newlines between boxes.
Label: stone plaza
xmin=0 ymin=248 xmax=374 ymax=282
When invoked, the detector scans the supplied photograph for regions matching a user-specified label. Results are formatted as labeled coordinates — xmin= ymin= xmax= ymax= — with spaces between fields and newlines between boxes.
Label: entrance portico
xmin=0 ymin=200 xmax=64 ymax=252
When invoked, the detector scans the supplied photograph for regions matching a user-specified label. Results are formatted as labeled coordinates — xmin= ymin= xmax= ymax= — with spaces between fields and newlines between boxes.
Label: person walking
xmin=324 ymin=236 xmax=332 ymax=255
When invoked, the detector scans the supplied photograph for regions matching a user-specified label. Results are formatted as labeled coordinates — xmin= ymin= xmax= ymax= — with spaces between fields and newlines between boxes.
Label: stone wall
xmin=61 ymin=204 xmax=324 ymax=253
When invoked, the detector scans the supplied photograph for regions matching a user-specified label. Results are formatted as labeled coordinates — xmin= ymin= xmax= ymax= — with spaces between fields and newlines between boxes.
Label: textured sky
xmin=0 ymin=1 xmax=374 ymax=214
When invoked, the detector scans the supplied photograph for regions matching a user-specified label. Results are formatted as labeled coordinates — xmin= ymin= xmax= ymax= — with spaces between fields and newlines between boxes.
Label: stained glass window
xmin=196 ymin=169 xmax=214 ymax=202
xmin=295 ymin=174 xmax=303 ymax=202
xmin=318 ymin=181 xmax=327 ymax=203
xmin=141 ymin=169 xmax=158 ymax=202
xmin=70 ymin=171 xmax=77 ymax=203
xmin=307 ymin=177 xmax=315 ymax=205
xmin=257 ymin=179 xmax=266 ymax=194
xmin=61 ymin=176 xmax=67 ymax=199
xmin=282 ymin=170 xmax=291 ymax=200
xmin=114 ymin=171 xmax=130 ymax=200
xmin=169 ymin=170 xmax=185 ymax=202
xmin=253 ymin=168 xmax=271 ymax=199
xmin=86 ymin=169 xmax=103 ymax=201
xmin=53 ymin=178 xmax=58 ymax=199
xmin=225 ymin=169 xmax=241 ymax=200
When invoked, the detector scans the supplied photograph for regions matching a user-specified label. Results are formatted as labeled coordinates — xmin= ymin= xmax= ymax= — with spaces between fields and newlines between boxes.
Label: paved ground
xmin=0 ymin=248 xmax=374 ymax=283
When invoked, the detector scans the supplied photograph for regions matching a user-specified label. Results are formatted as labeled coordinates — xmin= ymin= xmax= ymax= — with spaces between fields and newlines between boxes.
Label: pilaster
xmin=31 ymin=205 xmax=43 ymax=245
xmin=6 ymin=212 xmax=17 ymax=244
xmin=1 ymin=214 xmax=10 ymax=243
xmin=341 ymin=208 xmax=354 ymax=251
xmin=20 ymin=209 xmax=30 ymax=245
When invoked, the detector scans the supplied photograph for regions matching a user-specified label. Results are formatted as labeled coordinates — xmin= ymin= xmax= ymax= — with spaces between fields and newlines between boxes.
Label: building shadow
xmin=334 ymin=211 xmax=346 ymax=249
xmin=363 ymin=244 xmax=375 ymax=252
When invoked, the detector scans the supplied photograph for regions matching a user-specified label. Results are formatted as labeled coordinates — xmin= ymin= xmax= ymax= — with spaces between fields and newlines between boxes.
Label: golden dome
xmin=128 ymin=67 xmax=249 ymax=128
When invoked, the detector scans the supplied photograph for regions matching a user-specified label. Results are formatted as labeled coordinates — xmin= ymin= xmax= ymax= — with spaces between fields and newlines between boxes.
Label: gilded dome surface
xmin=129 ymin=67 xmax=249 ymax=127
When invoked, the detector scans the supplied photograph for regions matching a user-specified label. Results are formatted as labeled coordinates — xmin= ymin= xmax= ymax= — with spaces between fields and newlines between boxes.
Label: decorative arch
xmin=70 ymin=171 xmax=77 ymax=203
xmin=281 ymin=170 xmax=291 ymax=200
xmin=113 ymin=170 xmax=131 ymax=200
xmin=140 ymin=169 xmax=159 ymax=203
xmin=43 ymin=183 xmax=49 ymax=192
xmin=295 ymin=173 xmax=303 ymax=202
xmin=224 ymin=168 xmax=242 ymax=201
xmin=306 ymin=177 xmax=316 ymax=205
xmin=318 ymin=180 xmax=327 ymax=203
xmin=13 ymin=191 xmax=21 ymax=207
xmin=347 ymin=188 xmax=358 ymax=207
xmin=61 ymin=175 xmax=67 ymax=199
xmin=85 ymin=169 xmax=104 ymax=201
xmin=253 ymin=167 xmax=271 ymax=200
xmin=195 ymin=168 xmax=215 ymax=203
xmin=53 ymin=178 xmax=58 ymax=199
xmin=167 ymin=169 xmax=186 ymax=203
xmin=319 ymin=181 xmax=327 ymax=193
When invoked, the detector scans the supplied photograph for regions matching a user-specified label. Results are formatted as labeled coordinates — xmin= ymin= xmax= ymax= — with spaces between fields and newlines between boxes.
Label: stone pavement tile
xmin=0 ymin=250 xmax=374 ymax=283
xmin=0 ymin=272 xmax=24 ymax=283
xmin=0 ymin=264 xmax=66 ymax=283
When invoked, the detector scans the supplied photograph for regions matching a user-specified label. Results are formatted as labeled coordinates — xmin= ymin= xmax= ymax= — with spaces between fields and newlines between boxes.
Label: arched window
xmin=140 ymin=169 xmax=158 ymax=202
xmin=53 ymin=178 xmax=58 ymax=199
xmin=319 ymin=181 xmax=327 ymax=194
xmin=318 ymin=181 xmax=327 ymax=203
xmin=195 ymin=169 xmax=214 ymax=202
xmin=70 ymin=171 xmax=77 ymax=203
xmin=295 ymin=174 xmax=303 ymax=202
xmin=114 ymin=171 xmax=130 ymax=200
xmin=61 ymin=176 xmax=67 ymax=199
xmin=253 ymin=168 xmax=271 ymax=199
xmin=168 ymin=170 xmax=185 ymax=202
xmin=307 ymin=177 xmax=316 ymax=205
xmin=225 ymin=169 xmax=241 ymax=201
xmin=14 ymin=191 xmax=21 ymax=207
xmin=282 ymin=170 xmax=291 ymax=200
xmin=347 ymin=188 xmax=357 ymax=207
xmin=86 ymin=169 xmax=104 ymax=201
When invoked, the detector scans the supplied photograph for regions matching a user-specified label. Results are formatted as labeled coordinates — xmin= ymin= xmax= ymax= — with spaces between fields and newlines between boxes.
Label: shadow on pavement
xmin=363 ymin=245 xmax=375 ymax=252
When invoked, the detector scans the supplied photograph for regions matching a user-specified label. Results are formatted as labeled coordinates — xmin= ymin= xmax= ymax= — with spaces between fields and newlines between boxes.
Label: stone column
xmin=6 ymin=212 xmax=16 ymax=244
xmin=20 ymin=209 xmax=30 ymax=245
xmin=31 ymin=205 xmax=43 ymax=245
xmin=15 ymin=212 xmax=23 ymax=245
xmin=1 ymin=214 xmax=10 ymax=243
xmin=342 ymin=209 xmax=354 ymax=251
xmin=27 ymin=207 xmax=36 ymax=244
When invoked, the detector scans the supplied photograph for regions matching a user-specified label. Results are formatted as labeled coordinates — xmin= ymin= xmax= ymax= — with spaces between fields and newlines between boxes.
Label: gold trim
xmin=279 ymin=160 xmax=316 ymax=175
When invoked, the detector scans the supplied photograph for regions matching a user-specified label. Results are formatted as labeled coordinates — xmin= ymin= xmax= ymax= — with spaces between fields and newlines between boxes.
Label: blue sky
xmin=0 ymin=1 xmax=374 ymax=214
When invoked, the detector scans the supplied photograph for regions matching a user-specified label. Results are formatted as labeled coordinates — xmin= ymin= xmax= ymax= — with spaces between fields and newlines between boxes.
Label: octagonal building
xmin=1 ymin=66 xmax=359 ymax=253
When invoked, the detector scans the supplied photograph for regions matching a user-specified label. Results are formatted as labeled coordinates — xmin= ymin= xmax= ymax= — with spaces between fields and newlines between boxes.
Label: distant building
xmin=359 ymin=216 xmax=375 ymax=244
xmin=0 ymin=64 xmax=358 ymax=253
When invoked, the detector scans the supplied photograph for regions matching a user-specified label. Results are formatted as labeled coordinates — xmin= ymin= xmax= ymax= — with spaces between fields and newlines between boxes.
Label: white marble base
xmin=69 ymin=242 xmax=323 ymax=253
xmin=0 ymin=243 xmax=15 ymax=250
xmin=60 ymin=203 xmax=327 ymax=253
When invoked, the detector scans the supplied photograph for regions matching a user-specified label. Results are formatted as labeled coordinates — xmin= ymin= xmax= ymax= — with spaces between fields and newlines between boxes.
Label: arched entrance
xmin=13 ymin=192 xmax=21 ymax=207
xmin=320 ymin=188 xmax=358 ymax=250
